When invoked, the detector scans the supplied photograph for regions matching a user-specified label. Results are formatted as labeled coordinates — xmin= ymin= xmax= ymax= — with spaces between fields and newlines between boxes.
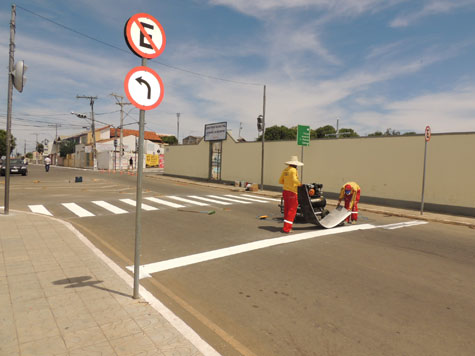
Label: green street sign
xmin=297 ymin=125 xmax=310 ymax=146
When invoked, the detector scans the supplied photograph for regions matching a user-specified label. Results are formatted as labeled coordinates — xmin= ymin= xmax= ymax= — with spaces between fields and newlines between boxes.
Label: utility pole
xmin=23 ymin=140 xmax=26 ymax=155
xmin=77 ymin=95 xmax=98 ymax=170
xmin=261 ymin=85 xmax=266 ymax=190
xmin=110 ymin=93 xmax=131 ymax=170
xmin=239 ymin=122 xmax=243 ymax=139
xmin=176 ymin=113 xmax=180 ymax=144
xmin=34 ymin=133 xmax=38 ymax=164
xmin=48 ymin=123 xmax=61 ymax=140
xmin=3 ymin=5 xmax=16 ymax=215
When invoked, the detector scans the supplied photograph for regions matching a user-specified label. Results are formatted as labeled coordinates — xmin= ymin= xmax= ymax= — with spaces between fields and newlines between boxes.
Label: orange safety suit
xmin=338 ymin=182 xmax=361 ymax=223
xmin=279 ymin=166 xmax=301 ymax=232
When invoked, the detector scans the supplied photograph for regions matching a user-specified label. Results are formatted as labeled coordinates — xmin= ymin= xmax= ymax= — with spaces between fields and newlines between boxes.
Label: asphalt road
xmin=2 ymin=165 xmax=475 ymax=356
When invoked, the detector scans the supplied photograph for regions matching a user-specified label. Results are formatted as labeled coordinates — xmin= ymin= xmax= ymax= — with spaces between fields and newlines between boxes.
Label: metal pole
xmin=4 ymin=4 xmax=16 ymax=215
xmin=420 ymin=140 xmax=428 ymax=215
xmin=133 ymin=57 xmax=147 ymax=299
xmin=301 ymin=145 xmax=304 ymax=182
xmin=260 ymin=85 xmax=266 ymax=190
xmin=176 ymin=113 xmax=180 ymax=144
xmin=90 ymin=99 xmax=97 ymax=170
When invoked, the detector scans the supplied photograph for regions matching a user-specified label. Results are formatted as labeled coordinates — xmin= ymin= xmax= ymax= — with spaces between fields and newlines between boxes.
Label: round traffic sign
xmin=124 ymin=13 xmax=166 ymax=59
xmin=124 ymin=66 xmax=164 ymax=110
xmin=425 ymin=125 xmax=431 ymax=142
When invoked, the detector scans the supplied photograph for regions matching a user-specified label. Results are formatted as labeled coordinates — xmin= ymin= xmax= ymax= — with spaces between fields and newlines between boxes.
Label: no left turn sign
xmin=425 ymin=125 xmax=431 ymax=142
xmin=124 ymin=66 xmax=164 ymax=110
xmin=124 ymin=13 xmax=166 ymax=59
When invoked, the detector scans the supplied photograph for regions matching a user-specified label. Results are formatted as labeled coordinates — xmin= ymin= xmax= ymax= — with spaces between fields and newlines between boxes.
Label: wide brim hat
xmin=285 ymin=155 xmax=304 ymax=166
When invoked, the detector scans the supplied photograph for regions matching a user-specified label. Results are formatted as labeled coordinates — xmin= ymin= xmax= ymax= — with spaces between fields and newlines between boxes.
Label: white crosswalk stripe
xmin=145 ymin=197 xmax=185 ymax=208
xmin=241 ymin=194 xmax=281 ymax=202
xmin=92 ymin=201 xmax=128 ymax=214
xmin=62 ymin=203 xmax=95 ymax=217
xmin=167 ymin=196 xmax=209 ymax=206
xmin=187 ymin=195 xmax=232 ymax=205
xmin=224 ymin=195 xmax=269 ymax=203
xmin=206 ymin=195 xmax=251 ymax=204
xmin=28 ymin=204 xmax=53 ymax=216
xmin=119 ymin=199 xmax=158 ymax=211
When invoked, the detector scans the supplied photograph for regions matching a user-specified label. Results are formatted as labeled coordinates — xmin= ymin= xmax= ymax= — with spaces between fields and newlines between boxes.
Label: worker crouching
xmin=279 ymin=156 xmax=303 ymax=233
xmin=338 ymin=182 xmax=361 ymax=224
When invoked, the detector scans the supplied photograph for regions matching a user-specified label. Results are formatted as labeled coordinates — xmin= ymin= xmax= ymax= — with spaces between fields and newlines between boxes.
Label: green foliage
xmin=25 ymin=152 xmax=33 ymax=159
xmin=161 ymin=136 xmax=178 ymax=145
xmin=312 ymin=125 xmax=336 ymax=139
xmin=368 ymin=131 xmax=383 ymax=136
xmin=402 ymin=131 xmax=417 ymax=136
xmin=36 ymin=142 xmax=44 ymax=154
xmin=0 ymin=129 xmax=16 ymax=157
xmin=338 ymin=128 xmax=359 ymax=138
xmin=60 ymin=139 xmax=76 ymax=157
xmin=256 ymin=125 xmax=297 ymax=141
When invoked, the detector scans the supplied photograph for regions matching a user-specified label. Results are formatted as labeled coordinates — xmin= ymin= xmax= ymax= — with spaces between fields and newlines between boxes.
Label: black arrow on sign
xmin=136 ymin=76 xmax=151 ymax=99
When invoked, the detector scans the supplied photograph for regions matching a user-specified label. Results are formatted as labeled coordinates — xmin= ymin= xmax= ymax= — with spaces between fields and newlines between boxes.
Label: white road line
xmin=188 ymin=196 xmax=232 ymax=205
xmin=167 ymin=196 xmax=209 ymax=206
xmin=28 ymin=205 xmax=53 ymax=216
xmin=207 ymin=195 xmax=251 ymax=204
xmin=145 ymin=197 xmax=185 ymax=209
xmin=62 ymin=203 xmax=95 ymax=217
xmin=128 ymin=224 xmax=376 ymax=277
xmin=119 ymin=199 xmax=158 ymax=211
xmin=241 ymin=194 xmax=281 ymax=202
xmin=380 ymin=220 xmax=428 ymax=229
xmin=224 ymin=195 xmax=269 ymax=203
xmin=92 ymin=201 xmax=128 ymax=215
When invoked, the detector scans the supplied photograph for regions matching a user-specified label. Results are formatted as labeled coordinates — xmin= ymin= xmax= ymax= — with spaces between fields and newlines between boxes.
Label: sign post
xmin=124 ymin=12 xmax=166 ymax=299
xmin=297 ymin=125 xmax=310 ymax=181
xmin=420 ymin=125 xmax=431 ymax=215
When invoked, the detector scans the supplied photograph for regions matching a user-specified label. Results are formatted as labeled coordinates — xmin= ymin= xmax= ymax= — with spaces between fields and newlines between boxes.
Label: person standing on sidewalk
xmin=44 ymin=156 xmax=51 ymax=172
xmin=279 ymin=156 xmax=303 ymax=233
xmin=337 ymin=181 xmax=361 ymax=224
xmin=129 ymin=157 xmax=133 ymax=170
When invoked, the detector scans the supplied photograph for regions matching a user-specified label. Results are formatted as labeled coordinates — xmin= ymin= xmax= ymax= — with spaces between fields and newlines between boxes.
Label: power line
xmin=16 ymin=5 xmax=263 ymax=87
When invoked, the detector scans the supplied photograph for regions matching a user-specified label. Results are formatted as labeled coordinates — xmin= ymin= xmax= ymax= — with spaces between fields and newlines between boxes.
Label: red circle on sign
xmin=125 ymin=13 xmax=166 ymax=59
xmin=425 ymin=125 xmax=431 ymax=142
xmin=124 ymin=66 xmax=164 ymax=111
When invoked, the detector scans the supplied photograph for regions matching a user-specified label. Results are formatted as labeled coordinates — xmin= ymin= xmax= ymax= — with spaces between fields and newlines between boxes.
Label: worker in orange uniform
xmin=279 ymin=156 xmax=303 ymax=233
xmin=337 ymin=182 xmax=361 ymax=224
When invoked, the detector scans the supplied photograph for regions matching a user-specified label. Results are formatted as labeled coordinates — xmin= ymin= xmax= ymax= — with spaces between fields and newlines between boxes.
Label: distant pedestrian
xmin=129 ymin=157 xmax=133 ymax=170
xmin=44 ymin=156 xmax=51 ymax=172
xmin=337 ymin=182 xmax=361 ymax=224
xmin=278 ymin=155 xmax=303 ymax=233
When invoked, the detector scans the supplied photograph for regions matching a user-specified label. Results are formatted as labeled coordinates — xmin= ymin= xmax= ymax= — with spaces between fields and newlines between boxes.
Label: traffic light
xmin=77 ymin=113 xmax=87 ymax=118
xmin=257 ymin=115 xmax=264 ymax=133
xmin=12 ymin=60 xmax=27 ymax=93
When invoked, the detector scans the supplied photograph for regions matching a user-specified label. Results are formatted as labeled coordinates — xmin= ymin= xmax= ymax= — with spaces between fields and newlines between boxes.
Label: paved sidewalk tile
xmin=0 ymin=211 xmax=209 ymax=356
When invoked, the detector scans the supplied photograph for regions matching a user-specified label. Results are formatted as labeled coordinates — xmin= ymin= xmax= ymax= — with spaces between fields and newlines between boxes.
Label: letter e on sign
xmin=425 ymin=126 xmax=431 ymax=142
xmin=124 ymin=13 xmax=166 ymax=59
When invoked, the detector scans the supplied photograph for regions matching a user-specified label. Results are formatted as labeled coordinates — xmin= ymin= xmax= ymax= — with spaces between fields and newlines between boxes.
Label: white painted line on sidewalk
xmin=62 ymin=203 xmax=95 ymax=217
xmin=241 ymin=194 xmax=281 ymax=202
xmin=207 ymin=195 xmax=251 ymax=204
xmin=92 ymin=201 xmax=128 ymax=215
xmin=52 ymin=216 xmax=221 ymax=356
xmin=168 ymin=196 xmax=209 ymax=206
xmin=145 ymin=197 xmax=185 ymax=209
xmin=380 ymin=220 xmax=428 ymax=229
xmin=119 ymin=199 xmax=158 ymax=211
xmin=127 ymin=224 xmax=376 ymax=277
xmin=188 ymin=195 xmax=232 ymax=205
xmin=28 ymin=204 xmax=53 ymax=216
xmin=224 ymin=195 xmax=269 ymax=203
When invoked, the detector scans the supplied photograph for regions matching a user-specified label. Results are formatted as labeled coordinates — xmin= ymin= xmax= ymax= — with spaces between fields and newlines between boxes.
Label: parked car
xmin=1 ymin=159 xmax=28 ymax=176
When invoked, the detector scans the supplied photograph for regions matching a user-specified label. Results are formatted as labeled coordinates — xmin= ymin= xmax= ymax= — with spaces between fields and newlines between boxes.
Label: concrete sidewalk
xmin=0 ymin=211 xmax=218 ymax=356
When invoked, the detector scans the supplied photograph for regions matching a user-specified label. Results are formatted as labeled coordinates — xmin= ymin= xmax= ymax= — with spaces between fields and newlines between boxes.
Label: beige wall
xmin=164 ymin=132 xmax=475 ymax=211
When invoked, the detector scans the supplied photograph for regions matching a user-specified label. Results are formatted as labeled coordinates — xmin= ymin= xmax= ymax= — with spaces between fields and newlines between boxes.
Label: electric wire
xmin=15 ymin=4 xmax=264 ymax=87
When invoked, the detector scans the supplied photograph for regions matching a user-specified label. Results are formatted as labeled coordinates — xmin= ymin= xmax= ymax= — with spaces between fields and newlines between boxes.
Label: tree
xmin=0 ymin=129 xmax=16 ymax=157
xmin=338 ymin=128 xmax=359 ymax=138
xmin=402 ymin=131 xmax=417 ymax=136
xmin=36 ymin=143 xmax=44 ymax=154
xmin=59 ymin=139 xmax=76 ymax=157
xmin=257 ymin=125 xmax=297 ymax=141
xmin=25 ymin=152 xmax=33 ymax=159
xmin=161 ymin=136 xmax=178 ymax=145
xmin=312 ymin=125 xmax=336 ymax=139
xmin=368 ymin=131 xmax=383 ymax=136
xmin=384 ymin=128 xmax=400 ymax=136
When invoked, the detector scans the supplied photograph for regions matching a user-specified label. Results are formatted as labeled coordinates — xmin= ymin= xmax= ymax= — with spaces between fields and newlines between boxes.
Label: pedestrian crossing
xmin=26 ymin=194 xmax=281 ymax=218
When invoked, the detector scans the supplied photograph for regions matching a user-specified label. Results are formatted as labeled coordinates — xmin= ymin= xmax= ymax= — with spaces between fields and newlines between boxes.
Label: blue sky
xmin=1 ymin=0 xmax=475 ymax=152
